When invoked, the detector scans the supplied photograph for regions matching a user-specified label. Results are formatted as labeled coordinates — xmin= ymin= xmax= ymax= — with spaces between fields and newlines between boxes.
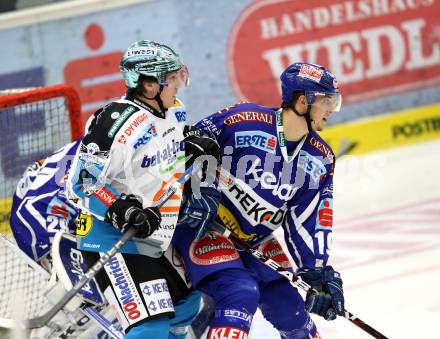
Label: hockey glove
xmin=178 ymin=187 xmax=221 ymax=239
xmin=185 ymin=135 xmax=221 ymax=163
xmin=105 ymin=194 xmax=161 ymax=238
xmin=300 ymin=266 xmax=344 ymax=321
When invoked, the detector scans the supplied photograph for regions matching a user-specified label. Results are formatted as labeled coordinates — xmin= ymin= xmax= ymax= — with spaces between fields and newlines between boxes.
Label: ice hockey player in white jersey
xmin=9 ymin=137 xmax=214 ymax=338
xmin=67 ymin=40 xmax=220 ymax=339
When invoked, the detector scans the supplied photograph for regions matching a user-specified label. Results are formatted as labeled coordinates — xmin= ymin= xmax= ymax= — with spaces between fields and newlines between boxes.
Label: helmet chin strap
xmin=292 ymin=105 xmax=314 ymax=132
xmin=154 ymin=85 xmax=167 ymax=113
xmin=138 ymin=84 xmax=167 ymax=114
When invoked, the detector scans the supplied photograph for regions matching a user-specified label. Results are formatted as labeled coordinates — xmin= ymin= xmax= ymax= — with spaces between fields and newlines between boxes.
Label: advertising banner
xmin=0 ymin=0 xmax=439 ymax=213
xmin=229 ymin=0 xmax=440 ymax=107
xmin=321 ymin=102 xmax=440 ymax=155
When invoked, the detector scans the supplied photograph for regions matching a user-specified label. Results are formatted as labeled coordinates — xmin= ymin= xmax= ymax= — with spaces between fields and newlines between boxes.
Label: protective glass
xmin=161 ymin=64 xmax=190 ymax=88
xmin=307 ymin=91 xmax=342 ymax=112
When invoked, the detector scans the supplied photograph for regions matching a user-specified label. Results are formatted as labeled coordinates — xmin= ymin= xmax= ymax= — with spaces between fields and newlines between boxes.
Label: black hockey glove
xmin=105 ymin=195 xmax=161 ymax=238
xmin=185 ymin=135 xmax=221 ymax=163
xmin=300 ymin=266 xmax=344 ymax=321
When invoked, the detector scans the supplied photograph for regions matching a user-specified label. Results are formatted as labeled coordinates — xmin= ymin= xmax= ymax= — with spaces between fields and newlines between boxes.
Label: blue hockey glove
xmin=300 ymin=266 xmax=344 ymax=321
xmin=179 ymin=187 xmax=221 ymax=239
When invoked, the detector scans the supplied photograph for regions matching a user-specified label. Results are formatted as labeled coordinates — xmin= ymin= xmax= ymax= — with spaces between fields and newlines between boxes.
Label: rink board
xmin=321 ymin=103 xmax=440 ymax=156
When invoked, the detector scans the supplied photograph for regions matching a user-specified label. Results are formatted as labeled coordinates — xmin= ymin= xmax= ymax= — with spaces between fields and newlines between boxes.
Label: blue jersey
xmin=10 ymin=141 xmax=80 ymax=261
xmin=196 ymin=103 xmax=335 ymax=271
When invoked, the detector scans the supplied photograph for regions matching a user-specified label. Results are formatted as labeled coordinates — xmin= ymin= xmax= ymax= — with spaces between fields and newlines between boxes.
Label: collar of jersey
xmin=125 ymin=93 xmax=166 ymax=119
xmin=276 ymin=108 xmax=307 ymax=163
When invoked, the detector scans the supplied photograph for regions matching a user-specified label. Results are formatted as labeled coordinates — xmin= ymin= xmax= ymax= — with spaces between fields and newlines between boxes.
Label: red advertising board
xmin=228 ymin=0 xmax=440 ymax=106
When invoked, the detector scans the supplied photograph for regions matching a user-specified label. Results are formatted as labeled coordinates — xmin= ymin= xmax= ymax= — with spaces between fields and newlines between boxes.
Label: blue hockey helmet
xmin=280 ymin=62 xmax=341 ymax=112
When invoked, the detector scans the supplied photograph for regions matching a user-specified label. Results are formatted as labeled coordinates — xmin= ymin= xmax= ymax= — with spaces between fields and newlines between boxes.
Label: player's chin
xmin=314 ymin=121 xmax=325 ymax=131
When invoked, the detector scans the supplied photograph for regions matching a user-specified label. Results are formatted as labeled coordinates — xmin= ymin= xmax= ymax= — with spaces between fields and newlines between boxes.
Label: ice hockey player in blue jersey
xmin=10 ymin=140 xmax=80 ymax=267
xmin=173 ymin=62 xmax=345 ymax=338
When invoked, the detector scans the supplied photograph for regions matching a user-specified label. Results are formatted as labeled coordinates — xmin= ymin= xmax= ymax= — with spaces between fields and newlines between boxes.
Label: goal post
xmin=0 ymin=84 xmax=82 ymax=234
xmin=0 ymin=84 xmax=82 ymax=135
xmin=0 ymin=84 xmax=82 ymax=329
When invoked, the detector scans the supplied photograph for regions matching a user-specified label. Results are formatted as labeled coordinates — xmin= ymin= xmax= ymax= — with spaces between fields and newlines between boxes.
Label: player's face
xmin=310 ymin=96 xmax=334 ymax=131
xmin=159 ymin=71 xmax=181 ymax=108
xmin=158 ymin=66 xmax=190 ymax=108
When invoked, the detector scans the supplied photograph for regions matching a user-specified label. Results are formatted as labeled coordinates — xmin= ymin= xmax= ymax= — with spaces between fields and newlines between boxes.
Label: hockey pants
xmin=125 ymin=290 xmax=202 ymax=339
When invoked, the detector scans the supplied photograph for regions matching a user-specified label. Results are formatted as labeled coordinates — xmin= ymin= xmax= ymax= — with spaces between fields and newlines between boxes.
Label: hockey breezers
xmin=19 ymin=164 xmax=199 ymax=329
xmin=211 ymin=220 xmax=389 ymax=339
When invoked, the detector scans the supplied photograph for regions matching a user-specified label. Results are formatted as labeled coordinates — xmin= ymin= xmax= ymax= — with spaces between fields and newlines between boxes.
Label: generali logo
xmin=228 ymin=0 xmax=440 ymax=106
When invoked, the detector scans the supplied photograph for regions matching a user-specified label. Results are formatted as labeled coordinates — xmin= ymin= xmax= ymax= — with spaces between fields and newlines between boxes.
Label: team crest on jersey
xmin=85 ymin=142 xmax=100 ymax=154
xmin=189 ymin=232 xmax=239 ymax=265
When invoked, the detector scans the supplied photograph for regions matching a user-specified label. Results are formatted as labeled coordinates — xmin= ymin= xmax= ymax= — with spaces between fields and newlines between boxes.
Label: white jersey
xmin=67 ymin=95 xmax=188 ymax=256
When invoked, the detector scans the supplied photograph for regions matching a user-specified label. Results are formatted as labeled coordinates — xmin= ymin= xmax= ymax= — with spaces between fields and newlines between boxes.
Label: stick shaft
xmin=80 ymin=306 xmax=124 ymax=339
xmin=24 ymin=164 xmax=199 ymax=329
xmin=212 ymin=221 xmax=389 ymax=339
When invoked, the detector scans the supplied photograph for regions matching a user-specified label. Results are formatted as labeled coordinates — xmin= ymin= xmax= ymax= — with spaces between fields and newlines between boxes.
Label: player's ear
xmin=141 ymin=78 xmax=159 ymax=97
xmin=299 ymin=94 xmax=308 ymax=108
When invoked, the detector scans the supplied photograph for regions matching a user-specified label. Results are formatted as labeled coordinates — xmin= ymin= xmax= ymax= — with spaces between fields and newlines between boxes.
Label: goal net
xmin=0 ymin=85 xmax=81 ymax=328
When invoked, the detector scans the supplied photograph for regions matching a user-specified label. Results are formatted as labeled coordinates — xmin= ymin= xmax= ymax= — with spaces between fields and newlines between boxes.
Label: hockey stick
xmin=80 ymin=305 xmax=123 ymax=339
xmin=334 ymin=139 xmax=358 ymax=159
xmin=18 ymin=164 xmax=199 ymax=329
xmin=2 ymin=232 xmax=132 ymax=338
xmin=0 ymin=234 xmax=119 ymax=337
xmin=211 ymin=221 xmax=389 ymax=339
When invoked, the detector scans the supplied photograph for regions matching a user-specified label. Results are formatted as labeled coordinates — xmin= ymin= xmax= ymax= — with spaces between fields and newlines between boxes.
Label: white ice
xmin=251 ymin=140 xmax=440 ymax=338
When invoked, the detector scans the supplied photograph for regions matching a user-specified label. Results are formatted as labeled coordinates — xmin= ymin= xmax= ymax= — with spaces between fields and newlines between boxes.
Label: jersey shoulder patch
xmin=83 ymin=102 xmax=140 ymax=151
xmin=308 ymin=132 xmax=335 ymax=161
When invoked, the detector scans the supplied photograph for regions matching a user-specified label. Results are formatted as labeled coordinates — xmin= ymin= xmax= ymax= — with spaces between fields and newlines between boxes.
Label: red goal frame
xmin=0 ymin=84 xmax=83 ymax=141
